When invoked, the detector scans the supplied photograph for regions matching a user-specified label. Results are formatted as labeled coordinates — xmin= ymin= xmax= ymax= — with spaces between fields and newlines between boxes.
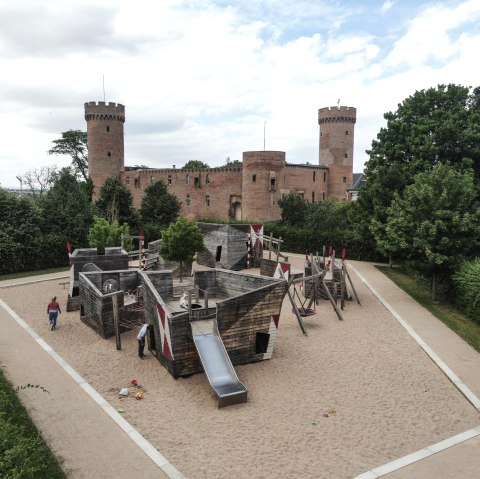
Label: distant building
xmin=347 ymin=173 xmax=366 ymax=201
xmin=85 ymin=101 xmax=359 ymax=222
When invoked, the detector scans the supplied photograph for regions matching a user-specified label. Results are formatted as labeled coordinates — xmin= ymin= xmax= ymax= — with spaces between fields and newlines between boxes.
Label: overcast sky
xmin=1 ymin=0 xmax=479 ymax=187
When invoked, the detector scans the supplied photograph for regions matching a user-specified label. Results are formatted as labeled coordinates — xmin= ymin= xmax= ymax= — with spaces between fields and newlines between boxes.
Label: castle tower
xmin=241 ymin=151 xmax=286 ymax=221
xmin=84 ymin=101 xmax=125 ymax=198
xmin=318 ymin=106 xmax=356 ymax=199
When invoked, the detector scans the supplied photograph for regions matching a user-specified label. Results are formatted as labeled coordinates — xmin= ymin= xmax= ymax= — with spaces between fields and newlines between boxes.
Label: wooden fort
xmin=196 ymin=223 xmax=263 ymax=270
xmin=67 ymin=247 xmax=129 ymax=311
xmin=78 ymin=268 xmax=287 ymax=377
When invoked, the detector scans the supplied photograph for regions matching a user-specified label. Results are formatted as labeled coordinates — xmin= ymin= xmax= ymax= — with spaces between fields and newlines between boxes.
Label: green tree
xmin=39 ymin=168 xmax=95 ymax=248
xmin=305 ymin=198 xmax=348 ymax=232
xmin=139 ymin=180 xmax=181 ymax=242
xmin=360 ymin=84 xmax=480 ymax=247
xmin=374 ymin=163 xmax=480 ymax=300
xmin=160 ymin=216 xmax=204 ymax=282
xmin=48 ymin=130 xmax=88 ymax=181
xmin=95 ymin=176 xmax=137 ymax=228
xmin=0 ymin=188 xmax=42 ymax=274
xmin=225 ymin=157 xmax=242 ymax=167
xmin=88 ymin=216 xmax=132 ymax=254
xmin=278 ymin=192 xmax=309 ymax=227
xmin=183 ymin=160 xmax=209 ymax=170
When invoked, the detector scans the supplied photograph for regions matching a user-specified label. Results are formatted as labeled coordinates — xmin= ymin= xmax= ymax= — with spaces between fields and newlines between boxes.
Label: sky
xmin=1 ymin=0 xmax=479 ymax=188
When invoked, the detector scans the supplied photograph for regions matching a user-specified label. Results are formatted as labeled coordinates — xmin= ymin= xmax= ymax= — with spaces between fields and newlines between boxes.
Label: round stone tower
xmin=84 ymin=101 xmax=125 ymax=198
xmin=318 ymin=106 xmax=356 ymax=199
xmin=241 ymin=151 xmax=286 ymax=222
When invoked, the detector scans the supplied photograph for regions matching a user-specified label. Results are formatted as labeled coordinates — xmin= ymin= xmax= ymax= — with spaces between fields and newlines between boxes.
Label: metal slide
xmin=191 ymin=320 xmax=247 ymax=408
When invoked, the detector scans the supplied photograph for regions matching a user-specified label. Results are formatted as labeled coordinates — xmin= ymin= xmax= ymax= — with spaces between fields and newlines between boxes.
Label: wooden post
xmin=204 ymin=289 xmax=209 ymax=311
xmin=344 ymin=263 xmax=361 ymax=305
xmin=112 ymin=294 xmax=121 ymax=350
xmin=340 ymin=264 xmax=346 ymax=310
xmin=280 ymin=270 xmax=308 ymax=336
xmin=268 ymin=232 xmax=273 ymax=259
xmin=311 ymin=261 xmax=344 ymax=321
xmin=195 ymin=285 xmax=199 ymax=302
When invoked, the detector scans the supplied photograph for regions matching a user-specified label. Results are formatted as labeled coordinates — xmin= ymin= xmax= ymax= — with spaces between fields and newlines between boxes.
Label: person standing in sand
xmin=47 ymin=296 xmax=61 ymax=331
xmin=137 ymin=323 xmax=149 ymax=359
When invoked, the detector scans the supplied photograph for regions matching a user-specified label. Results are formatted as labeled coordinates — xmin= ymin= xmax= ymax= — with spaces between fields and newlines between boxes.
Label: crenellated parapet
xmin=318 ymin=106 xmax=356 ymax=125
xmin=84 ymin=101 xmax=125 ymax=122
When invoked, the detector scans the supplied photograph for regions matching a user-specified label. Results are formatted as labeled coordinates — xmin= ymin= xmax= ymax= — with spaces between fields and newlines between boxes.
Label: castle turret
xmin=241 ymin=151 xmax=286 ymax=222
xmin=318 ymin=106 xmax=356 ymax=199
xmin=84 ymin=101 xmax=125 ymax=198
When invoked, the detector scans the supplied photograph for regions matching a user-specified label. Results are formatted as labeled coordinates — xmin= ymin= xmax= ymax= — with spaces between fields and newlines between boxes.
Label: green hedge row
xmin=453 ymin=259 xmax=480 ymax=322
xmin=0 ymin=234 xmax=69 ymax=276
xmin=263 ymin=223 xmax=382 ymax=262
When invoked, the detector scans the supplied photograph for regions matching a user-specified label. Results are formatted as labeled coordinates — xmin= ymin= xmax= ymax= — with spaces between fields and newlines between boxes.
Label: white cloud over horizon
xmin=0 ymin=0 xmax=479 ymax=187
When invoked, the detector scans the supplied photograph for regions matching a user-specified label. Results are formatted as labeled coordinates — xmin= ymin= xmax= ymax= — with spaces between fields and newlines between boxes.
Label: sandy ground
xmin=1 ymin=256 xmax=479 ymax=479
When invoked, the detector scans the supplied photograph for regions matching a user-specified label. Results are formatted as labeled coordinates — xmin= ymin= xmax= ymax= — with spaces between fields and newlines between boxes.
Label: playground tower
xmin=318 ymin=106 xmax=356 ymax=199
xmin=84 ymin=101 xmax=125 ymax=198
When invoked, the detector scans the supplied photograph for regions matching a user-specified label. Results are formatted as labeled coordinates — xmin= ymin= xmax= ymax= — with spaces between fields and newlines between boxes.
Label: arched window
xmin=186 ymin=194 xmax=191 ymax=207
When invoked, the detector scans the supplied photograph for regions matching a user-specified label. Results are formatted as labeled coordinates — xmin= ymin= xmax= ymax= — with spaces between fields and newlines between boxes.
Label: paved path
xmin=0 ymin=273 xmax=181 ymax=479
xmin=349 ymin=261 xmax=480 ymax=479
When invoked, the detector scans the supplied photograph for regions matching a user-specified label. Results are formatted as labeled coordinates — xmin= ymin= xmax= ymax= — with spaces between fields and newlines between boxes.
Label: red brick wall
xmin=283 ymin=165 xmax=328 ymax=203
xmin=122 ymin=167 xmax=242 ymax=221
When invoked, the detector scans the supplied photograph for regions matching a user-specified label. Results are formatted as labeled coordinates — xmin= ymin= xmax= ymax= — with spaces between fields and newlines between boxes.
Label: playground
xmin=1 ymin=254 xmax=479 ymax=479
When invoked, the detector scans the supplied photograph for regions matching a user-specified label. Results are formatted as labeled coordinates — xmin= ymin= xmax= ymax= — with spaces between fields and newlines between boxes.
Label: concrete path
xmin=349 ymin=261 xmax=480 ymax=479
xmin=0 ymin=273 xmax=181 ymax=479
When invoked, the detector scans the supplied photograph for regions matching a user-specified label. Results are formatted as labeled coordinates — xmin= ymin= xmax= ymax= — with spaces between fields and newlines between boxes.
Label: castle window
xmin=324 ymin=172 xmax=327 ymax=182
xmin=126 ymin=176 xmax=130 ymax=185
xmin=205 ymin=195 xmax=210 ymax=208
xmin=313 ymin=171 xmax=316 ymax=182
xmin=185 ymin=174 xmax=190 ymax=184
xmin=134 ymin=178 xmax=140 ymax=188
xmin=194 ymin=177 xmax=200 ymax=188
xmin=270 ymin=178 xmax=276 ymax=191
xmin=186 ymin=194 xmax=191 ymax=207
xmin=107 ymin=151 xmax=111 ymax=157
xmin=345 ymin=153 xmax=348 ymax=158
xmin=343 ymin=176 xmax=347 ymax=183
xmin=312 ymin=192 xmax=315 ymax=203
xmin=252 ymin=174 xmax=256 ymax=183
xmin=150 ymin=176 xmax=155 ymax=184
xmin=206 ymin=174 xmax=210 ymax=184
xmin=107 ymin=126 xmax=110 ymax=132
xmin=345 ymin=130 xmax=348 ymax=135
xmin=168 ymin=175 xmax=172 ymax=185
xmin=322 ymin=192 xmax=326 ymax=200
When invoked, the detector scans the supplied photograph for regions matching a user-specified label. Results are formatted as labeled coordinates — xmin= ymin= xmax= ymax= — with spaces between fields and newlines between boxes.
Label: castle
xmin=85 ymin=101 xmax=357 ymax=222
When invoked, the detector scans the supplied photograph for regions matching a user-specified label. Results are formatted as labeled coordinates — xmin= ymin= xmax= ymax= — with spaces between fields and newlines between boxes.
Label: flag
xmin=66 ymin=242 xmax=71 ymax=254
xmin=341 ymin=247 xmax=346 ymax=260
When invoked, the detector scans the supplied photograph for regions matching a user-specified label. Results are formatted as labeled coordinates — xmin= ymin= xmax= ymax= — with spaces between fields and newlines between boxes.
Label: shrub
xmin=453 ymin=259 xmax=480 ymax=321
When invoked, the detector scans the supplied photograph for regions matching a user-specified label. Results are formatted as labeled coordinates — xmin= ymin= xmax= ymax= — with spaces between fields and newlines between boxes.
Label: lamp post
xmin=15 ymin=175 xmax=23 ymax=197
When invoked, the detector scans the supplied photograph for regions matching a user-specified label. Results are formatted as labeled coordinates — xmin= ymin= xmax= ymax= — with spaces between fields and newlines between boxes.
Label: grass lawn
xmin=376 ymin=265 xmax=480 ymax=354
xmin=0 ymin=369 xmax=67 ymax=479
xmin=0 ymin=266 xmax=68 ymax=283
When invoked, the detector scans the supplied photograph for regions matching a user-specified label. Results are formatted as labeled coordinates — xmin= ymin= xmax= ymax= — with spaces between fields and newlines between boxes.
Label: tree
xmin=160 ymin=217 xmax=204 ymax=282
xmin=373 ymin=163 xmax=480 ymax=300
xmin=22 ymin=166 xmax=58 ymax=197
xmin=95 ymin=177 xmax=137 ymax=227
xmin=305 ymin=198 xmax=348 ymax=233
xmin=360 ymin=84 xmax=480 ymax=244
xmin=182 ymin=160 xmax=209 ymax=170
xmin=88 ymin=216 xmax=132 ymax=254
xmin=225 ymin=157 xmax=242 ymax=167
xmin=139 ymin=180 xmax=181 ymax=240
xmin=48 ymin=130 xmax=88 ymax=181
xmin=278 ymin=192 xmax=309 ymax=227
xmin=39 ymin=168 xmax=95 ymax=248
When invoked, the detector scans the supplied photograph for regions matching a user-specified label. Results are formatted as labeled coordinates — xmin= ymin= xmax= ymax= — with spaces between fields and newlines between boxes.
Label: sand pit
xmin=1 ymin=256 xmax=479 ymax=479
